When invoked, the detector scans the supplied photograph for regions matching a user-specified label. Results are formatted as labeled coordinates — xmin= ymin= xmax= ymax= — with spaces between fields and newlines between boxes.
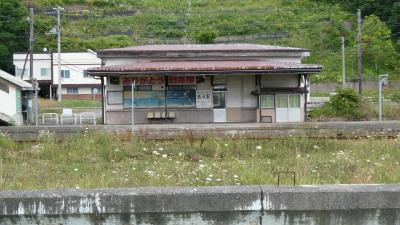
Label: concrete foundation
xmin=1 ymin=121 xmax=400 ymax=141
xmin=0 ymin=185 xmax=399 ymax=225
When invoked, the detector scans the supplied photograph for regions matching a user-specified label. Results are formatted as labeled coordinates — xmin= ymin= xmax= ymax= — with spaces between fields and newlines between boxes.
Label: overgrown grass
xmin=39 ymin=98 xmax=101 ymax=108
xmin=0 ymin=131 xmax=399 ymax=190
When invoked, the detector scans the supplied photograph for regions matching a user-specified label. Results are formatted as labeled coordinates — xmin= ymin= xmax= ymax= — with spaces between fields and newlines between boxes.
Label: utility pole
xmin=357 ymin=9 xmax=362 ymax=95
xmin=341 ymin=36 xmax=346 ymax=87
xmin=29 ymin=7 xmax=34 ymax=80
xmin=56 ymin=6 xmax=62 ymax=102
xmin=378 ymin=74 xmax=388 ymax=122
xmin=33 ymin=79 xmax=39 ymax=126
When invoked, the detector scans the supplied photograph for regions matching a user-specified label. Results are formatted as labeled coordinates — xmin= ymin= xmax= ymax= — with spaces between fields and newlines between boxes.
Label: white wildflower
xmin=256 ymin=145 xmax=262 ymax=150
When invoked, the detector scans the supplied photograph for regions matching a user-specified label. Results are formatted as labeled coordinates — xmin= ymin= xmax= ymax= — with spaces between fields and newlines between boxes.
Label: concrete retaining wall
xmin=0 ymin=185 xmax=399 ymax=225
xmin=1 ymin=121 xmax=400 ymax=141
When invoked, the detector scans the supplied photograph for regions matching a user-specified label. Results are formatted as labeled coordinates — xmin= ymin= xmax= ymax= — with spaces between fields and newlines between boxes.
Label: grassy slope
xmin=0 ymin=131 xmax=399 ymax=190
xmin=29 ymin=0 xmax=392 ymax=82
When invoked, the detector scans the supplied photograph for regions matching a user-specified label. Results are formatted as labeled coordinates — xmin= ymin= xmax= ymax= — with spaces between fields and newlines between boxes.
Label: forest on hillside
xmin=1 ymin=0 xmax=399 ymax=82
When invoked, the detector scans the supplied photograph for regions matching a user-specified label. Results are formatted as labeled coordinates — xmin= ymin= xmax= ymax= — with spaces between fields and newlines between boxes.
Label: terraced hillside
xmin=15 ymin=0 xmax=400 ymax=81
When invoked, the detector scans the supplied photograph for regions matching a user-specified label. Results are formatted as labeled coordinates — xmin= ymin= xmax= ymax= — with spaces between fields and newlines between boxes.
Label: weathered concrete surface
xmin=1 ymin=121 xmax=400 ymax=141
xmin=0 ymin=185 xmax=399 ymax=225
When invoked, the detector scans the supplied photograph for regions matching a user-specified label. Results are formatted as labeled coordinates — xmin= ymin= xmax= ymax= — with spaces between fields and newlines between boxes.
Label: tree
xmin=362 ymin=15 xmax=398 ymax=77
xmin=0 ymin=0 xmax=28 ymax=74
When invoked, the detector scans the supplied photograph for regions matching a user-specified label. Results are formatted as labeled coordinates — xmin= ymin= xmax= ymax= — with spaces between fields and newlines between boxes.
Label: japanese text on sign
xmin=122 ymin=76 xmax=165 ymax=86
xmin=168 ymin=76 xmax=196 ymax=85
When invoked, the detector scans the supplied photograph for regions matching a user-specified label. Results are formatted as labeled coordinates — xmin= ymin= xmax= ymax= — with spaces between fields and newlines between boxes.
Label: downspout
xmin=50 ymin=50 xmax=53 ymax=99
xmin=101 ymin=58 xmax=105 ymax=125
xmin=101 ymin=77 xmax=105 ymax=124
xmin=303 ymin=74 xmax=308 ymax=122
xmin=257 ymin=75 xmax=261 ymax=123
xmin=164 ymin=75 xmax=168 ymax=122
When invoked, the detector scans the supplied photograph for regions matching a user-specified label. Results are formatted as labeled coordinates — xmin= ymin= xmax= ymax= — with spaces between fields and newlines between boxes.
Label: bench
xmin=147 ymin=111 xmax=176 ymax=123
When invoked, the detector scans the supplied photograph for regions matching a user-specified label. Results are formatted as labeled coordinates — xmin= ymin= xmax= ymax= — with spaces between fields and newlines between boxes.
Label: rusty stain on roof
xmin=99 ymin=44 xmax=309 ymax=53
xmin=88 ymin=60 xmax=322 ymax=73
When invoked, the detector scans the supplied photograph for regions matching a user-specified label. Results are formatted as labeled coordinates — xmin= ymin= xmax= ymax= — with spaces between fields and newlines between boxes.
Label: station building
xmin=88 ymin=44 xmax=322 ymax=124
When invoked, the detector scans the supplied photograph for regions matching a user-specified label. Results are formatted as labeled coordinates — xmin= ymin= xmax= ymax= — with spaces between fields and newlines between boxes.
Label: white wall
xmin=0 ymin=83 xmax=17 ymax=118
xmin=61 ymin=87 xmax=93 ymax=94
xmin=13 ymin=53 xmax=52 ymax=81
xmin=13 ymin=52 xmax=101 ymax=86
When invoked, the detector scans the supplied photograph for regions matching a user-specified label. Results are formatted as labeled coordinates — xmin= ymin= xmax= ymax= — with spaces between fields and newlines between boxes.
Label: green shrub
xmin=191 ymin=28 xmax=219 ymax=44
xmin=310 ymin=88 xmax=362 ymax=120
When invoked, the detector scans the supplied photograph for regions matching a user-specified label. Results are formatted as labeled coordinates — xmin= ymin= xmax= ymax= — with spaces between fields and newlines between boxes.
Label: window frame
xmin=66 ymin=87 xmax=78 ymax=94
xmin=61 ymin=70 xmax=71 ymax=79
xmin=40 ymin=68 xmax=51 ymax=77
xmin=260 ymin=95 xmax=275 ymax=109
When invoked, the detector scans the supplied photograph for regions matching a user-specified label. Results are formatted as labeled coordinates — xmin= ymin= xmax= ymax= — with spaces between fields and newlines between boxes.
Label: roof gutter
xmin=88 ymin=68 xmax=322 ymax=77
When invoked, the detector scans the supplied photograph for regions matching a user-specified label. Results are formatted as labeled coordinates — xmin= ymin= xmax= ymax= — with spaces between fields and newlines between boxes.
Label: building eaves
xmin=88 ymin=60 xmax=322 ymax=76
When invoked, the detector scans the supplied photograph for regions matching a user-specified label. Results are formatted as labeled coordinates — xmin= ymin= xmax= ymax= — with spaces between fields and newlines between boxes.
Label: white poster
xmin=196 ymin=90 xmax=212 ymax=108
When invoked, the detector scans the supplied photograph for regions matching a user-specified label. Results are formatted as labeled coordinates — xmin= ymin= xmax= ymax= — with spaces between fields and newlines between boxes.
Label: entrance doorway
xmin=276 ymin=94 xmax=301 ymax=122
xmin=213 ymin=85 xmax=226 ymax=122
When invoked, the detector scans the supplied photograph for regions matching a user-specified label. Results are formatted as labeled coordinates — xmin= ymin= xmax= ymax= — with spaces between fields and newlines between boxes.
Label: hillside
xmin=8 ymin=0 xmax=400 ymax=81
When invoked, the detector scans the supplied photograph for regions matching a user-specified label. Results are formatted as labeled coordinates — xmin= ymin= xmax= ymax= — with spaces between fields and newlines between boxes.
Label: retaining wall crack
xmin=259 ymin=185 xmax=264 ymax=225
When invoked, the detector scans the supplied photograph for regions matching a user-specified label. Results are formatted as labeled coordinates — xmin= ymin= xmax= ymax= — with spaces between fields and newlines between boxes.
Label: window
xmin=110 ymin=76 xmax=120 ymax=85
xmin=107 ymin=91 xmax=123 ymax=105
xmin=66 ymin=87 xmax=78 ymax=94
xmin=260 ymin=95 xmax=274 ymax=108
xmin=166 ymin=85 xmax=196 ymax=108
xmin=61 ymin=70 xmax=70 ymax=78
xmin=213 ymin=85 xmax=226 ymax=109
xmin=40 ymin=68 xmax=51 ymax=77
xmin=0 ymin=81 xmax=9 ymax=93
xmin=83 ymin=70 xmax=89 ymax=78
xmin=289 ymin=95 xmax=301 ymax=108
xmin=213 ymin=92 xmax=226 ymax=109
xmin=276 ymin=95 xmax=288 ymax=108
xmin=275 ymin=94 xmax=301 ymax=108
xmin=16 ymin=68 xmax=29 ymax=79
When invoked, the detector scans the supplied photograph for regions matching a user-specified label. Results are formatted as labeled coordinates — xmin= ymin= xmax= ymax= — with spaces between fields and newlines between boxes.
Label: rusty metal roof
xmin=88 ymin=60 xmax=322 ymax=75
xmin=98 ymin=44 xmax=308 ymax=53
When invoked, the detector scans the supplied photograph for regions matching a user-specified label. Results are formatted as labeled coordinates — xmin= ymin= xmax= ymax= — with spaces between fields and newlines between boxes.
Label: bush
xmin=310 ymin=88 xmax=362 ymax=120
xmin=191 ymin=28 xmax=219 ymax=44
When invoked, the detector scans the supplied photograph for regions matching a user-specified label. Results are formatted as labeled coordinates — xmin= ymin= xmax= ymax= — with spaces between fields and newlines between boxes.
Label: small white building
xmin=89 ymin=44 xmax=322 ymax=124
xmin=0 ymin=70 xmax=33 ymax=126
xmin=13 ymin=52 xmax=102 ymax=100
